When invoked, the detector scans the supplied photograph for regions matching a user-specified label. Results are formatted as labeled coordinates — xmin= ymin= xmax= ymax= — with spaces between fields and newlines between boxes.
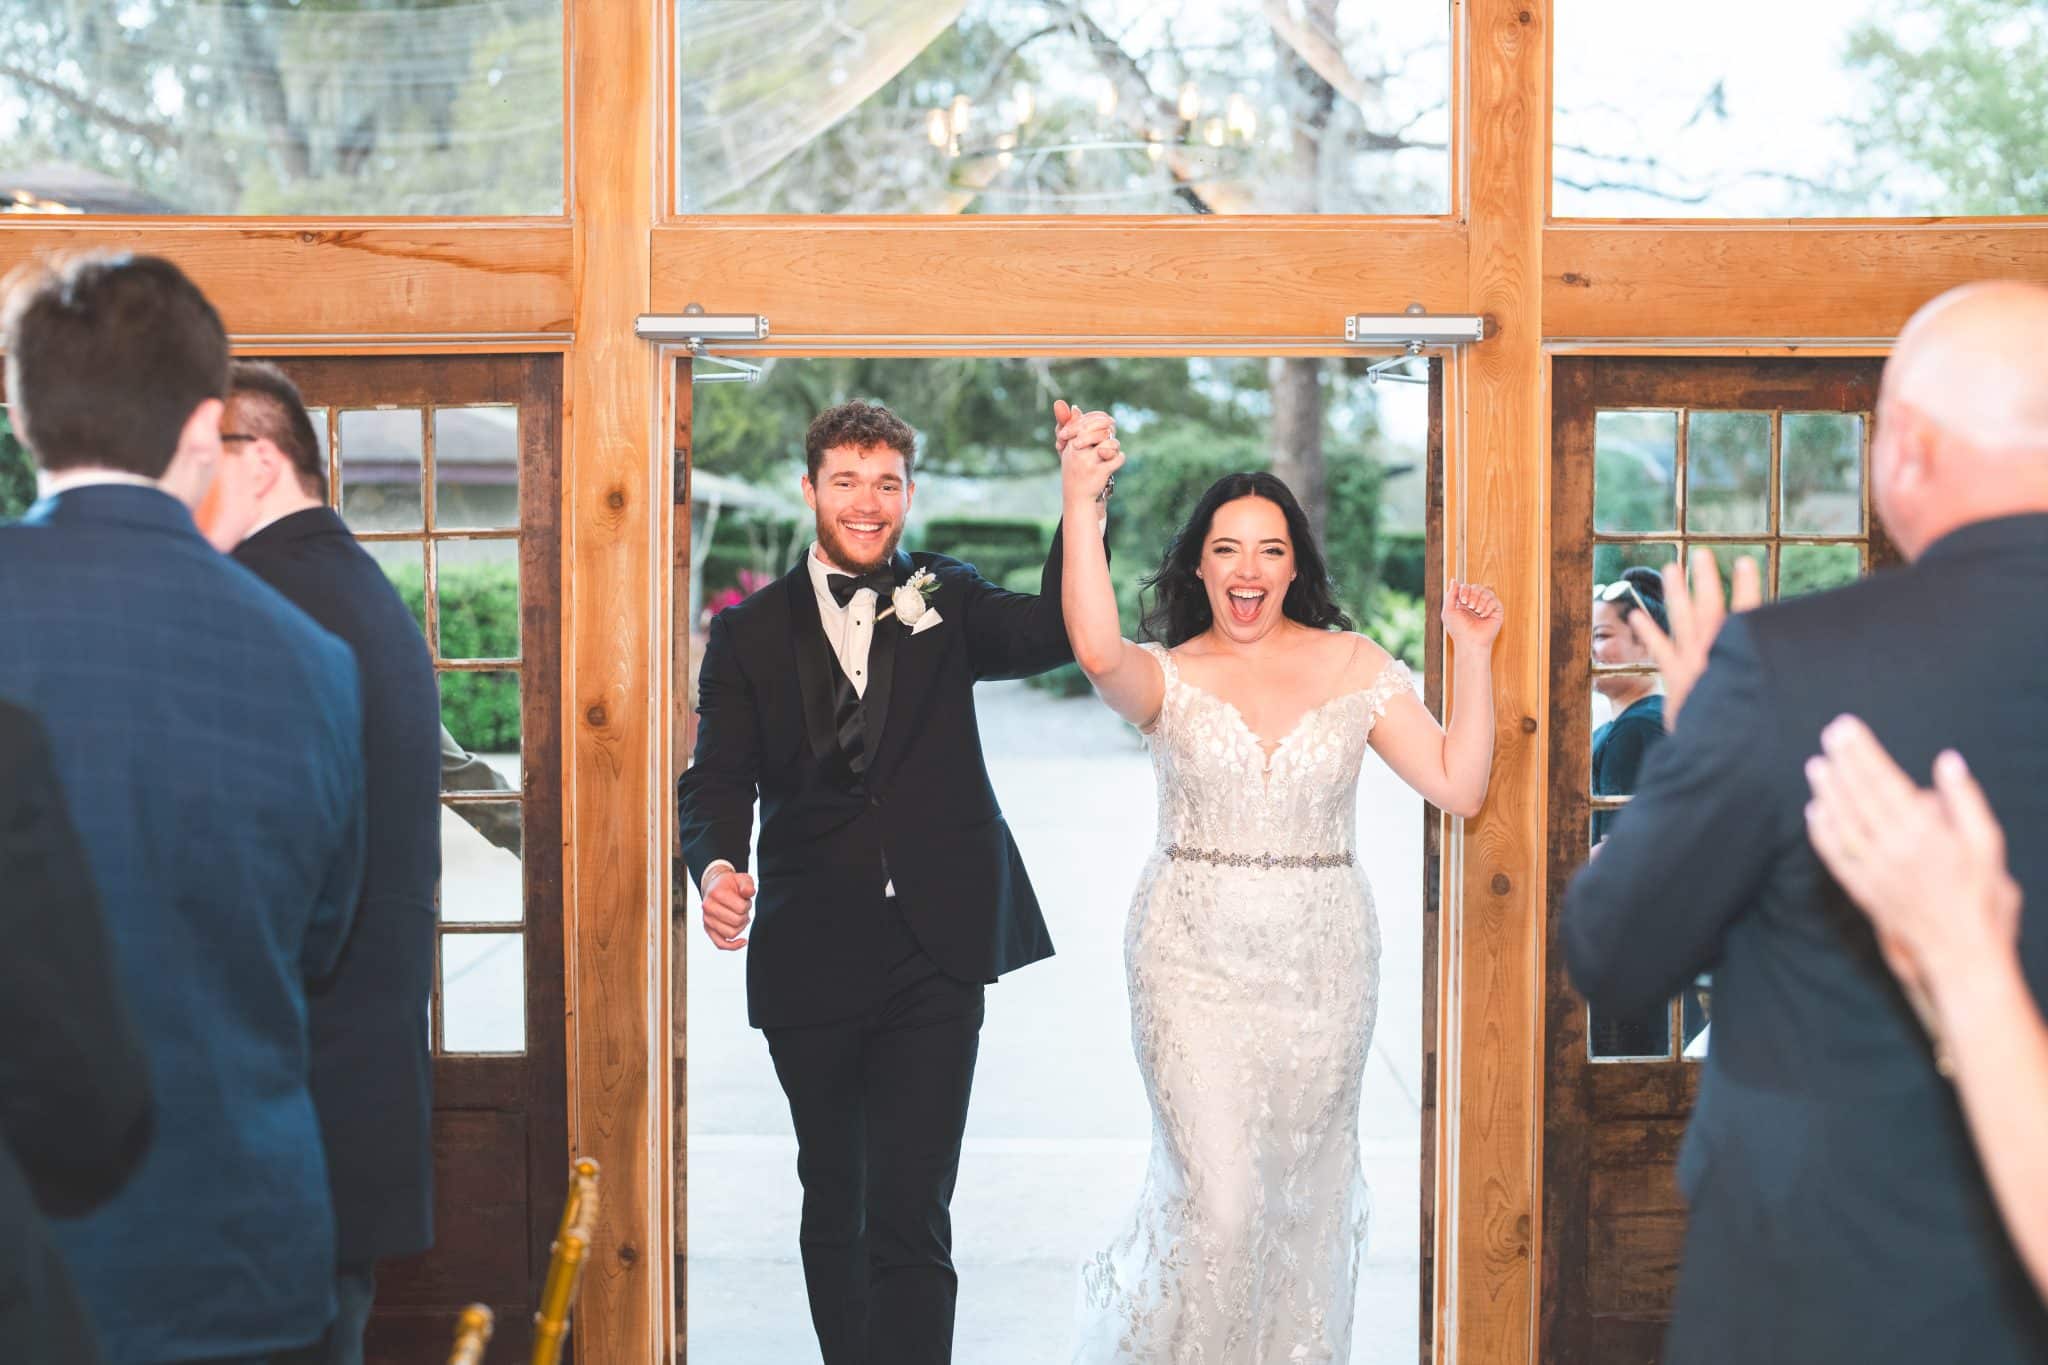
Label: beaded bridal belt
xmin=1162 ymin=842 xmax=1354 ymax=872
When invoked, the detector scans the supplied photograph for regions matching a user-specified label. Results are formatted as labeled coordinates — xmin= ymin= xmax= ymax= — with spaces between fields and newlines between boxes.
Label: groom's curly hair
xmin=805 ymin=399 xmax=918 ymax=480
xmin=1141 ymin=472 xmax=1353 ymax=647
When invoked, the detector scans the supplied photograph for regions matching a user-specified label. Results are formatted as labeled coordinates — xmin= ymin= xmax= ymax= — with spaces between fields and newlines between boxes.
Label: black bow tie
xmin=827 ymin=568 xmax=896 ymax=607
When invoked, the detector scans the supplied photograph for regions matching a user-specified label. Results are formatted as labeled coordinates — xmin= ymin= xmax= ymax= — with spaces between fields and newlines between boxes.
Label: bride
xmin=1053 ymin=401 xmax=1502 ymax=1362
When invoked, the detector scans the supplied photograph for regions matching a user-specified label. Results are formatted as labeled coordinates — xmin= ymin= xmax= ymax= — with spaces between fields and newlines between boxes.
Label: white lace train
xmin=1074 ymin=641 xmax=1413 ymax=1364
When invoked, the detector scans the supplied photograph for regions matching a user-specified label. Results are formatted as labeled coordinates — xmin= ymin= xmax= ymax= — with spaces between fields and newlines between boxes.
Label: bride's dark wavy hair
xmin=1140 ymin=471 xmax=1354 ymax=647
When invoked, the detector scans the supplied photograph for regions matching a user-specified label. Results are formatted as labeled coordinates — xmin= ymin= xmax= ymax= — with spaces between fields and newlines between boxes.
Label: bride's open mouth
xmin=1226 ymin=586 xmax=1266 ymax=624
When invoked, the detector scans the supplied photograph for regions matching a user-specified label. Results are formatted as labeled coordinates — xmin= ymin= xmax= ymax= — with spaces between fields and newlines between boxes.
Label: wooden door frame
xmin=255 ymin=354 xmax=571 ymax=1359
xmin=1539 ymin=355 xmax=1889 ymax=1363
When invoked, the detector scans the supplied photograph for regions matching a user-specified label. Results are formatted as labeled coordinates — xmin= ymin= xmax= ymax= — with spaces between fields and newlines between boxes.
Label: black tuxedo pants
xmin=764 ymin=941 xmax=984 ymax=1365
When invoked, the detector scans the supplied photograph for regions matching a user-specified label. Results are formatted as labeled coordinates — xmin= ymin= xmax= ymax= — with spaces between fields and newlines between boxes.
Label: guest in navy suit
xmin=0 ymin=253 xmax=366 ymax=1365
xmin=202 ymin=360 xmax=444 ymax=1365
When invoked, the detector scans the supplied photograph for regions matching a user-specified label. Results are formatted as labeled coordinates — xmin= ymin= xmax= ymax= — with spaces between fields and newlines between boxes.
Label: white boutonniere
xmin=879 ymin=567 xmax=942 ymax=634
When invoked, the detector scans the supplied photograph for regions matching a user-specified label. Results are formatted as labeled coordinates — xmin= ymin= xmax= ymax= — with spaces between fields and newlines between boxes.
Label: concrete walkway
xmin=682 ymin=680 xmax=1427 ymax=1364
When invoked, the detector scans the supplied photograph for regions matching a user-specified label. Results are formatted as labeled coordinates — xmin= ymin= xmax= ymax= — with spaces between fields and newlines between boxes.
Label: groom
xmin=678 ymin=398 xmax=1113 ymax=1364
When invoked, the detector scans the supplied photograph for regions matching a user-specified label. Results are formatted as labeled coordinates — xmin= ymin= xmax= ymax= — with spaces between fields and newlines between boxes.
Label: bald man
xmin=1564 ymin=282 xmax=2048 ymax=1365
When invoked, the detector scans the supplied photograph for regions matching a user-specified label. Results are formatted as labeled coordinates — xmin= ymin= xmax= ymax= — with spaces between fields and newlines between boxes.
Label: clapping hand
xmin=1442 ymin=580 xmax=1505 ymax=649
xmin=1055 ymin=399 xmax=1122 ymax=506
xmin=1628 ymin=548 xmax=1764 ymax=732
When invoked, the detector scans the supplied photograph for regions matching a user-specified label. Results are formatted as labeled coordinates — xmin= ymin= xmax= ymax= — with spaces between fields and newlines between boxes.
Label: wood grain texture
xmin=563 ymin=0 xmax=667 ymax=1358
xmin=651 ymin=219 xmax=1468 ymax=339
xmin=1540 ymin=356 xmax=1598 ymax=1365
xmin=1419 ymin=359 xmax=1446 ymax=1365
xmin=670 ymin=356 xmax=694 ymax=1353
xmin=0 ymin=223 xmax=571 ymax=338
xmin=1455 ymin=3 xmax=1549 ymax=1361
xmin=1544 ymin=223 xmax=2048 ymax=340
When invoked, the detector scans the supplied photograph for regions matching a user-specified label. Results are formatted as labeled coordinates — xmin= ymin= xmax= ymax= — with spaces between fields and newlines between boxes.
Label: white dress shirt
xmin=804 ymin=541 xmax=881 ymax=699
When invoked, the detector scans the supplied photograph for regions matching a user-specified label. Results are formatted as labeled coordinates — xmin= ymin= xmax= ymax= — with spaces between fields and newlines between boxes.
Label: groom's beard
xmin=815 ymin=517 xmax=904 ymax=575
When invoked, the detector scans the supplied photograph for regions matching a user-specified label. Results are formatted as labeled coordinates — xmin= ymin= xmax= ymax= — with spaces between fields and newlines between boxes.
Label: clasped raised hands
xmin=1055 ymin=398 xmax=1123 ymax=505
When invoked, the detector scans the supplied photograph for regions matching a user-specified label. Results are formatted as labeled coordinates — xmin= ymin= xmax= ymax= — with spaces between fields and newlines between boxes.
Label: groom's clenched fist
xmin=701 ymin=865 xmax=756 ymax=950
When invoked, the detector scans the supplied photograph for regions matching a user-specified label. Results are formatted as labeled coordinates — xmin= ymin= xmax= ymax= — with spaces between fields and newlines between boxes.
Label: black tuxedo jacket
xmin=1564 ymin=514 xmax=2048 ymax=1365
xmin=0 ymin=701 xmax=154 ymax=1365
xmin=679 ymin=529 xmax=1080 ymax=1027
xmin=234 ymin=507 xmax=442 ymax=1264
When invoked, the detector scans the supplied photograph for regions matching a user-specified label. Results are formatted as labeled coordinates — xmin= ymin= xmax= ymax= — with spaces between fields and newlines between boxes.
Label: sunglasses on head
xmin=1595 ymin=579 xmax=1650 ymax=614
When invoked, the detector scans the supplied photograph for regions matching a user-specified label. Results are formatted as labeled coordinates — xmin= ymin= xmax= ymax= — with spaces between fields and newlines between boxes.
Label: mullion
xmin=436 ymin=657 xmax=522 ymax=672
xmin=423 ymin=404 xmax=439 ymax=534
xmin=1768 ymin=409 xmax=1783 ymax=540
xmin=1674 ymin=405 xmax=1690 ymax=534
xmin=326 ymin=407 xmax=342 ymax=517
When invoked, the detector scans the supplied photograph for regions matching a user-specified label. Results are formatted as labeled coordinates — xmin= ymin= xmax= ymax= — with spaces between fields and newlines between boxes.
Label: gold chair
xmin=447 ymin=1304 xmax=494 ymax=1365
xmin=531 ymin=1156 xmax=601 ymax=1365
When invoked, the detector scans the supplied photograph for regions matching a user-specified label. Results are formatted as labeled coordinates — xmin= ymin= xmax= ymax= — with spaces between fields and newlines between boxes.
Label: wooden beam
xmin=1544 ymin=222 xmax=2048 ymax=340
xmin=651 ymin=218 xmax=1468 ymax=339
xmin=1453 ymin=2 xmax=1549 ymax=1361
xmin=0 ymin=223 xmax=572 ymax=338
xmin=563 ymin=0 xmax=667 ymax=1359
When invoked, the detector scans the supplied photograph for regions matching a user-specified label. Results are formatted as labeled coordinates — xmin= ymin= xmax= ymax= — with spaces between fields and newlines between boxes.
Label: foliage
xmin=920 ymin=516 xmax=1053 ymax=590
xmin=694 ymin=353 xmax=1418 ymax=704
xmin=1379 ymin=531 xmax=1426 ymax=598
xmin=691 ymin=355 xmax=1265 ymax=488
xmin=1366 ymin=585 xmax=1426 ymax=671
xmin=1842 ymin=0 xmax=2048 ymax=215
xmin=384 ymin=558 xmax=522 ymax=752
xmin=0 ymin=0 xmax=562 ymax=215
xmin=0 ymin=409 xmax=32 ymax=519
xmin=1779 ymin=544 xmax=1864 ymax=600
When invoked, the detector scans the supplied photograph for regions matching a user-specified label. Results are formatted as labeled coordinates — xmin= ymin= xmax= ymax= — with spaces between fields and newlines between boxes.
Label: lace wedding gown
xmin=1075 ymin=641 xmax=1415 ymax=1364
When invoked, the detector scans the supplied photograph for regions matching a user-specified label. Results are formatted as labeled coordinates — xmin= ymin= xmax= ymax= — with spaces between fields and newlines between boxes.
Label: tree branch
xmin=222 ymin=1 xmax=312 ymax=181
xmin=1039 ymin=0 xmax=1220 ymax=212
xmin=0 ymin=63 xmax=177 ymax=152
xmin=1262 ymin=0 xmax=1372 ymax=108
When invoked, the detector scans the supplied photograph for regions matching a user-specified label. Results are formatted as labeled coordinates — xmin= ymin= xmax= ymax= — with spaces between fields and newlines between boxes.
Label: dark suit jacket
xmin=235 ymin=507 xmax=442 ymax=1265
xmin=0 ymin=486 xmax=365 ymax=1364
xmin=678 ymin=531 xmax=1078 ymax=1027
xmin=0 ymin=702 xmax=154 ymax=1365
xmin=1564 ymin=513 xmax=2048 ymax=1365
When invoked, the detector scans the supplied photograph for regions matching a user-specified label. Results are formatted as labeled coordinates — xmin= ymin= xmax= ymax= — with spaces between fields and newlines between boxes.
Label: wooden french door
xmin=263 ymin=355 xmax=570 ymax=1362
xmin=1541 ymin=358 xmax=1896 ymax=1364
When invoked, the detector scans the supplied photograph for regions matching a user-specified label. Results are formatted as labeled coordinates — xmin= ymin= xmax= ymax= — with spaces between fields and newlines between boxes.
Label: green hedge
xmin=383 ymin=559 xmax=522 ymax=752
xmin=1379 ymin=531 xmax=1427 ymax=598
xmin=916 ymin=516 xmax=1052 ymax=589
